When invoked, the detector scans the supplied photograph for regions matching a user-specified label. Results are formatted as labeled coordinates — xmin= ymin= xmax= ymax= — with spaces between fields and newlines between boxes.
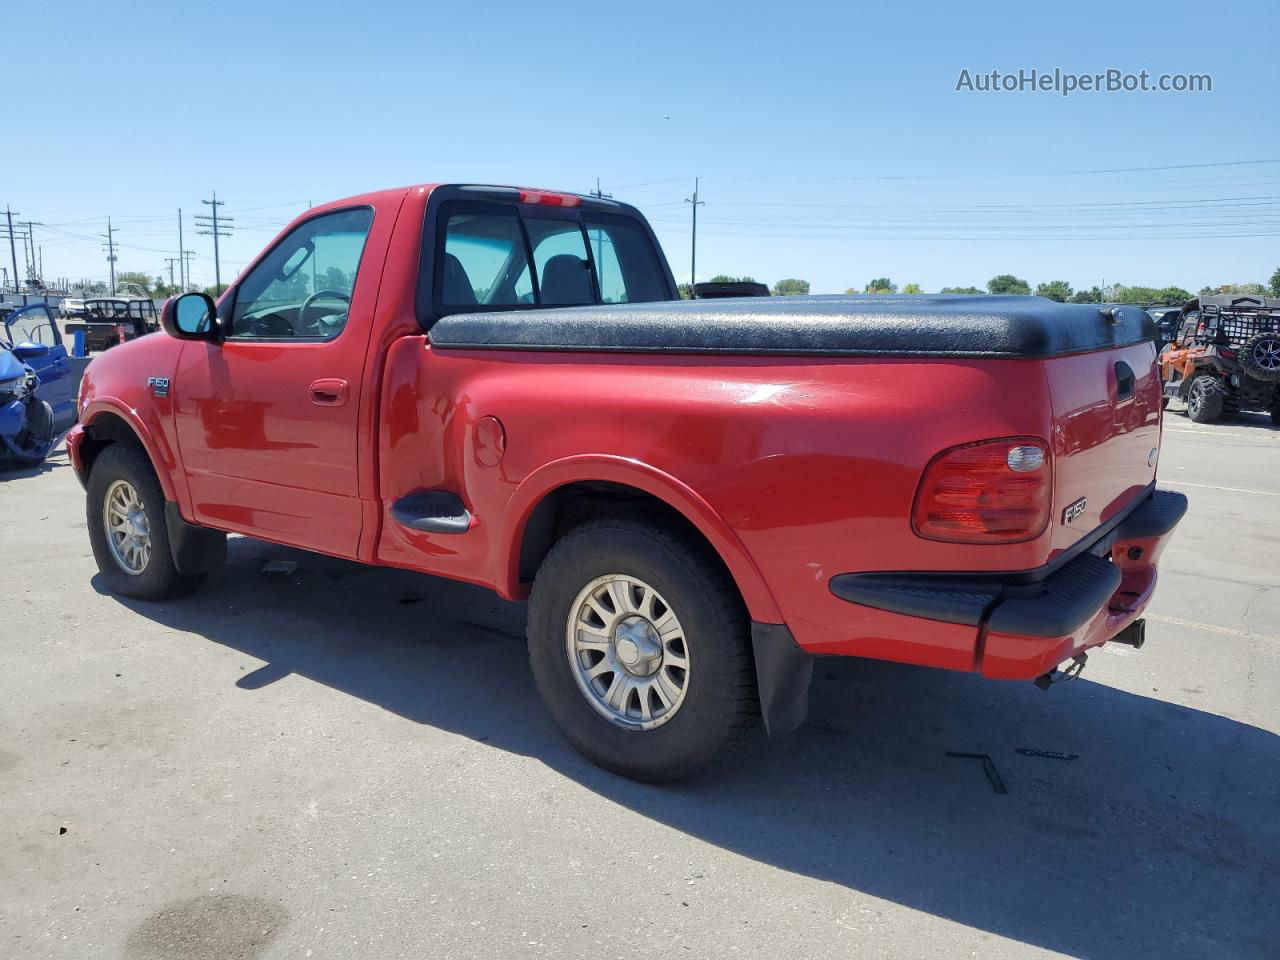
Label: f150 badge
xmin=1062 ymin=497 xmax=1088 ymax=524
xmin=147 ymin=377 xmax=170 ymax=398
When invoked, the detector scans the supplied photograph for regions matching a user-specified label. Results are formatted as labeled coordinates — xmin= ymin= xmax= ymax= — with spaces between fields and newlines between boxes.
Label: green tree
xmin=901 ymin=283 xmax=923 ymax=294
xmin=773 ymin=278 xmax=810 ymax=296
xmin=1071 ymin=287 xmax=1103 ymax=303
xmin=940 ymin=285 xmax=983 ymax=294
xmin=677 ymin=283 xmax=694 ymax=300
xmin=708 ymin=274 xmax=756 ymax=283
xmin=864 ymin=277 xmax=897 ymax=293
xmin=1155 ymin=286 xmax=1191 ymax=303
xmin=201 ymin=283 xmax=229 ymax=298
xmin=988 ymin=274 xmax=1031 ymax=295
xmin=152 ymin=278 xmax=179 ymax=299
xmin=1035 ymin=280 xmax=1073 ymax=302
xmin=115 ymin=271 xmax=154 ymax=296
xmin=1270 ymin=267 xmax=1280 ymax=297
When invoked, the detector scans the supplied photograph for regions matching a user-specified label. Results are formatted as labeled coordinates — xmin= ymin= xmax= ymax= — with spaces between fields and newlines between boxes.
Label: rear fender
xmin=497 ymin=454 xmax=784 ymax=625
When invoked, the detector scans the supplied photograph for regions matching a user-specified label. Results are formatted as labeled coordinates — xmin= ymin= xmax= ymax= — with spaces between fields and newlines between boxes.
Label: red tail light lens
xmin=913 ymin=437 xmax=1052 ymax=543
xmin=518 ymin=189 xmax=581 ymax=208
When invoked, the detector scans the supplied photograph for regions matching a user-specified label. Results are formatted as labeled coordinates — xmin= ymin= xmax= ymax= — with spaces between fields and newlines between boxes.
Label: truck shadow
xmin=97 ymin=537 xmax=1278 ymax=960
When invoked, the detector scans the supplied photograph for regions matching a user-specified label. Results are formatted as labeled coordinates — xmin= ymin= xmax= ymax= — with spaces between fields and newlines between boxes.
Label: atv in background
xmin=1161 ymin=294 xmax=1280 ymax=424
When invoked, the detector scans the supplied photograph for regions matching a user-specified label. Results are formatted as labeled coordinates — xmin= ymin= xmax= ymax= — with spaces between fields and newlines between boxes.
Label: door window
xmin=4 ymin=305 xmax=59 ymax=346
xmin=230 ymin=207 xmax=374 ymax=340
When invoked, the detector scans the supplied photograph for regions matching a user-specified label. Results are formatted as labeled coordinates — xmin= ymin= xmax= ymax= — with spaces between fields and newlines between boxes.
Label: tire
xmin=1186 ymin=374 xmax=1225 ymax=424
xmin=1270 ymin=404 xmax=1280 ymax=427
xmin=1240 ymin=332 xmax=1280 ymax=383
xmin=527 ymin=517 xmax=756 ymax=782
xmin=4 ymin=399 xmax=54 ymax=465
xmin=86 ymin=443 xmax=205 ymax=600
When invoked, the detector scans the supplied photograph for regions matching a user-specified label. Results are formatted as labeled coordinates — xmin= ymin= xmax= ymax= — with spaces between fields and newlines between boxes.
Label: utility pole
xmin=177 ymin=208 xmax=185 ymax=291
xmin=181 ymin=249 xmax=196 ymax=291
xmin=195 ymin=191 xmax=233 ymax=292
xmin=23 ymin=221 xmax=41 ymax=285
xmin=589 ymin=178 xmax=613 ymax=287
xmin=5 ymin=207 xmax=20 ymax=294
xmin=164 ymin=257 xmax=178 ymax=290
xmin=684 ymin=177 xmax=704 ymax=292
xmin=102 ymin=217 xmax=118 ymax=295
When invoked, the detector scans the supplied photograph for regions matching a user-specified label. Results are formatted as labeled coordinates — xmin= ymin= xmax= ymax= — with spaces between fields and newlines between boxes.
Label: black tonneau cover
xmin=429 ymin=294 xmax=1156 ymax=359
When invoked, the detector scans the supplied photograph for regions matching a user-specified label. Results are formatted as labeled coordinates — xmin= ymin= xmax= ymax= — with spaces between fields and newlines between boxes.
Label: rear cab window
xmin=426 ymin=191 xmax=673 ymax=320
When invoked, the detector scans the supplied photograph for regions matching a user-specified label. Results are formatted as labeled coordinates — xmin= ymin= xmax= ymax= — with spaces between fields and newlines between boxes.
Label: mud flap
xmin=751 ymin=622 xmax=815 ymax=739
xmin=165 ymin=502 xmax=227 ymax=575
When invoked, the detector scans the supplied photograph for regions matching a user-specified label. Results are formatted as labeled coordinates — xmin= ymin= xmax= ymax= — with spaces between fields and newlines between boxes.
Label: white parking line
xmin=1162 ymin=479 xmax=1280 ymax=497
xmin=1146 ymin=614 xmax=1280 ymax=646
xmin=1164 ymin=427 xmax=1280 ymax=442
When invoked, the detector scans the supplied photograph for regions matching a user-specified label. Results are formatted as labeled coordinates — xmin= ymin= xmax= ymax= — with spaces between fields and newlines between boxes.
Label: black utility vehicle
xmin=1161 ymin=294 xmax=1280 ymax=424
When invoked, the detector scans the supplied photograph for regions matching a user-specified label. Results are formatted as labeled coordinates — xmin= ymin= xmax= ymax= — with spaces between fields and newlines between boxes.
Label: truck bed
xmin=429 ymin=294 xmax=1156 ymax=359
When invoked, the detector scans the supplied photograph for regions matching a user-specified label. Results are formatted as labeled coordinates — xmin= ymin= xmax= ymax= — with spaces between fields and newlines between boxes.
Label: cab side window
xmin=230 ymin=208 xmax=374 ymax=340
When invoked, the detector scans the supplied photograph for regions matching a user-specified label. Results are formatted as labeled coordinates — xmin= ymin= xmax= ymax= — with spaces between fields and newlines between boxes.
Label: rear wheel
xmin=527 ymin=517 xmax=756 ymax=782
xmin=1186 ymin=373 xmax=1225 ymax=424
xmin=86 ymin=443 xmax=205 ymax=600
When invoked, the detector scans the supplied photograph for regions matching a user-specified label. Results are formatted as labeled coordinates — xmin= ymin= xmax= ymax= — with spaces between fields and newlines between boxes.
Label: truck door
xmin=4 ymin=304 xmax=75 ymax=431
xmin=171 ymin=207 xmax=378 ymax=558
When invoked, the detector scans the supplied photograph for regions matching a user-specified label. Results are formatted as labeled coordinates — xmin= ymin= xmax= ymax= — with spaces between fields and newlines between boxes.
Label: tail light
xmin=115 ymin=324 xmax=125 ymax=344
xmin=913 ymin=437 xmax=1052 ymax=543
xmin=518 ymin=189 xmax=581 ymax=208
xmin=1219 ymin=348 xmax=1237 ymax=359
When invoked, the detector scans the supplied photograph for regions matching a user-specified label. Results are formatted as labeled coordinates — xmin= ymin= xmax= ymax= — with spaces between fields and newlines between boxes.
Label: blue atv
xmin=1 ymin=304 xmax=77 ymax=466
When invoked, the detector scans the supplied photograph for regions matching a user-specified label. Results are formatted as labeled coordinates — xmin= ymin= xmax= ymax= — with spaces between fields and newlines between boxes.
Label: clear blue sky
xmin=9 ymin=0 xmax=1279 ymax=294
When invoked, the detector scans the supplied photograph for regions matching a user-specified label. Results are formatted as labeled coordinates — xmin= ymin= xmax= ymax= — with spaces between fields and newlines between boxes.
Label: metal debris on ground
xmin=1016 ymin=748 xmax=1079 ymax=761
xmin=260 ymin=560 xmax=298 ymax=577
xmin=946 ymin=752 xmax=1009 ymax=794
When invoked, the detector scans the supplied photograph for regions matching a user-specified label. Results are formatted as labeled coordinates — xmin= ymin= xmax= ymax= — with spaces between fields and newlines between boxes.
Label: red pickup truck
xmin=69 ymin=183 xmax=1187 ymax=781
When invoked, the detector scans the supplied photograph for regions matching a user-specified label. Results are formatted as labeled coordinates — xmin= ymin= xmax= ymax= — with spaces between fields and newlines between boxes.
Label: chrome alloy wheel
xmin=565 ymin=574 xmax=690 ymax=730
xmin=1251 ymin=336 xmax=1280 ymax=372
xmin=103 ymin=479 xmax=151 ymax=575
xmin=1188 ymin=377 xmax=1209 ymax=418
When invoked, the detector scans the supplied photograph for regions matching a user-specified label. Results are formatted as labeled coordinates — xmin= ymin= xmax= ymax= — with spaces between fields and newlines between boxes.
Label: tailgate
xmin=1042 ymin=341 xmax=1162 ymax=559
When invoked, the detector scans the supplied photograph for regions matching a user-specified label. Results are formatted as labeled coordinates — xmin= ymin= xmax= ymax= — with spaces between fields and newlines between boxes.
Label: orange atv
xmin=1161 ymin=295 xmax=1280 ymax=424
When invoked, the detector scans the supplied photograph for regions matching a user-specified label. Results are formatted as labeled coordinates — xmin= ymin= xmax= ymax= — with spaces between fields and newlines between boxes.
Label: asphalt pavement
xmin=1 ymin=406 xmax=1277 ymax=959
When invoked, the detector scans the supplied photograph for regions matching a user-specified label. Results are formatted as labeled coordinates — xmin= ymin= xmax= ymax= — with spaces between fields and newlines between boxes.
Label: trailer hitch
xmin=1034 ymin=652 xmax=1088 ymax=691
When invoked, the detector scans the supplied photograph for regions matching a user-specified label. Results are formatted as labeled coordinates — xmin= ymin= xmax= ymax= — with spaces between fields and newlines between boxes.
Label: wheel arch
xmin=498 ymin=455 xmax=784 ymax=624
xmin=78 ymin=402 xmax=178 ymax=501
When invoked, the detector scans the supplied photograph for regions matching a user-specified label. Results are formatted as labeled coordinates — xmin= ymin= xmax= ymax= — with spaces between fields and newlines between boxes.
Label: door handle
xmin=309 ymin=378 xmax=349 ymax=406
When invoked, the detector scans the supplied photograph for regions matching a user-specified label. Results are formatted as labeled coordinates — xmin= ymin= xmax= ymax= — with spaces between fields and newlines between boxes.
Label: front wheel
xmin=86 ymin=443 xmax=205 ymax=600
xmin=1186 ymin=373 xmax=1225 ymax=424
xmin=527 ymin=518 xmax=756 ymax=782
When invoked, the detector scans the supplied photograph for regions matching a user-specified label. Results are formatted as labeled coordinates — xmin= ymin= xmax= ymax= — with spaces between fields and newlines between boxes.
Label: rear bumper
xmin=828 ymin=488 xmax=1188 ymax=680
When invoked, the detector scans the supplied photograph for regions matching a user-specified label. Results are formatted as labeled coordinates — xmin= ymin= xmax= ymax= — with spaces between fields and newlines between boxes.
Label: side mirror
xmin=161 ymin=292 xmax=219 ymax=341
xmin=11 ymin=341 xmax=50 ymax=360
